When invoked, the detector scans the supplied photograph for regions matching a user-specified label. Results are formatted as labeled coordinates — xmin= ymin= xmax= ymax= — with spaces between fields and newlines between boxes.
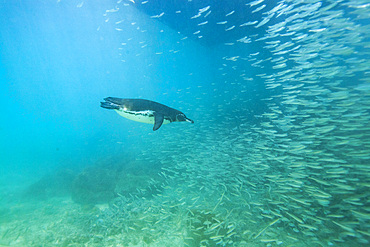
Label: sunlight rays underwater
xmin=0 ymin=0 xmax=369 ymax=246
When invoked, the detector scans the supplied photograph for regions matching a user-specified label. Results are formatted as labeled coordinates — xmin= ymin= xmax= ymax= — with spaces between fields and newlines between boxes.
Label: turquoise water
xmin=0 ymin=0 xmax=369 ymax=246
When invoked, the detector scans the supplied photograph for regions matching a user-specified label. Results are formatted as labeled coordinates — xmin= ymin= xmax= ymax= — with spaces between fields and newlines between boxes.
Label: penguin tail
xmin=100 ymin=99 xmax=120 ymax=110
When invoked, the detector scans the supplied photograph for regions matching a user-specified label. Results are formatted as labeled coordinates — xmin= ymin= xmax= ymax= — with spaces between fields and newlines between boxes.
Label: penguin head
xmin=176 ymin=113 xmax=194 ymax=123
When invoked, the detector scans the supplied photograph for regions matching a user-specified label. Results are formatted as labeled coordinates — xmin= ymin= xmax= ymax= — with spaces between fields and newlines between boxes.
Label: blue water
xmin=1 ymin=1 xmax=114 ymax=178
xmin=0 ymin=1 xmax=261 ymax=181
xmin=1 ymin=0 xmax=369 ymax=246
xmin=0 ymin=1 xmax=207 ymax=179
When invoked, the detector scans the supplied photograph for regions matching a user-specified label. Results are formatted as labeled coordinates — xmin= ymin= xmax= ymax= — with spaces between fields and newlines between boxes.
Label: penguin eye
xmin=176 ymin=114 xmax=185 ymax=121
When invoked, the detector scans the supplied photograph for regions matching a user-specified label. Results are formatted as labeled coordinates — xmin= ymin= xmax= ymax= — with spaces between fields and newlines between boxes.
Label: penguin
xmin=100 ymin=97 xmax=194 ymax=131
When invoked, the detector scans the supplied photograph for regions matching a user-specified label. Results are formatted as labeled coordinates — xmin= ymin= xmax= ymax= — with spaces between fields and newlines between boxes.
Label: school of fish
xmin=93 ymin=0 xmax=370 ymax=246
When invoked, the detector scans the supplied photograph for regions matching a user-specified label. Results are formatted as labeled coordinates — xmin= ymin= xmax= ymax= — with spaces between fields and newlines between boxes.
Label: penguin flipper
xmin=153 ymin=113 xmax=164 ymax=131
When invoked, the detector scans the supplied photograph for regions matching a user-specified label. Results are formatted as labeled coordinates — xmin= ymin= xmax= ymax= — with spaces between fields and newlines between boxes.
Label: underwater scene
xmin=0 ymin=0 xmax=369 ymax=246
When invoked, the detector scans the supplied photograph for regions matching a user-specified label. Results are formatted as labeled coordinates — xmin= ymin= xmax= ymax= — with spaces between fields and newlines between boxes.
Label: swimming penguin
xmin=100 ymin=97 xmax=194 ymax=131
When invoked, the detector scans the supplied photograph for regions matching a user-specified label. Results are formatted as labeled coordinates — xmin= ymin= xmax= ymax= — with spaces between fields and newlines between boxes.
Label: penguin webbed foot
xmin=100 ymin=98 xmax=120 ymax=110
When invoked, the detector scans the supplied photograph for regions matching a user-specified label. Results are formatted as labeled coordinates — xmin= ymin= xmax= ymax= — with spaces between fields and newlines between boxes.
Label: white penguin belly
xmin=115 ymin=109 xmax=170 ymax=125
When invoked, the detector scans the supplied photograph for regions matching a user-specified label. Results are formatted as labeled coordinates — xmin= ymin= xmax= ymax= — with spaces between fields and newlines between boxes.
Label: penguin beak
xmin=185 ymin=117 xmax=194 ymax=123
